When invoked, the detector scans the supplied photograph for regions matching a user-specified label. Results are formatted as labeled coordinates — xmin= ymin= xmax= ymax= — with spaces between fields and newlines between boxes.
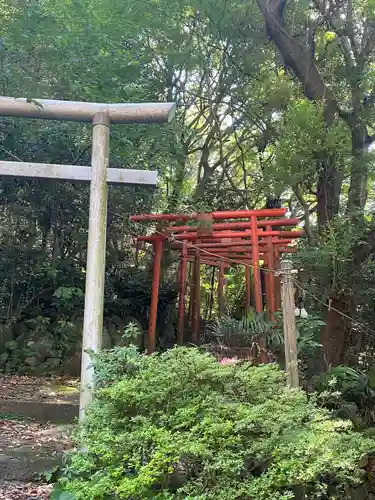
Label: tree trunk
xmin=347 ymin=122 xmax=368 ymax=213
xmin=316 ymin=160 xmax=343 ymax=229
xmin=168 ymin=156 xmax=187 ymax=212
xmin=320 ymin=297 xmax=350 ymax=367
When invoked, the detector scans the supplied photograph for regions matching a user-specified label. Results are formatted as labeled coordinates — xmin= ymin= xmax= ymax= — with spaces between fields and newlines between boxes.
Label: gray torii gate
xmin=0 ymin=96 xmax=175 ymax=420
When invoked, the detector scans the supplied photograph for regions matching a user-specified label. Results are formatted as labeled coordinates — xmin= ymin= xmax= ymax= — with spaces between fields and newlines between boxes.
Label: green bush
xmin=56 ymin=347 xmax=374 ymax=499
xmin=206 ymin=311 xmax=272 ymax=347
xmin=314 ymin=365 xmax=375 ymax=425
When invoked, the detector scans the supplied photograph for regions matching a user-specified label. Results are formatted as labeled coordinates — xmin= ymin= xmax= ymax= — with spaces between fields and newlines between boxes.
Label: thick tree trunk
xmin=316 ymin=161 xmax=343 ymax=229
xmin=256 ymin=0 xmax=338 ymax=111
xmin=320 ymin=297 xmax=350 ymax=367
xmin=168 ymin=156 xmax=187 ymax=212
xmin=318 ymin=121 xmax=369 ymax=363
xmin=347 ymin=123 xmax=368 ymax=212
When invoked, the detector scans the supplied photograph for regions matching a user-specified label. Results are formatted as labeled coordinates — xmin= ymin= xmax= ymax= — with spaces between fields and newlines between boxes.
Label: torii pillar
xmin=0 ymin=96 xmax=176 ymax=420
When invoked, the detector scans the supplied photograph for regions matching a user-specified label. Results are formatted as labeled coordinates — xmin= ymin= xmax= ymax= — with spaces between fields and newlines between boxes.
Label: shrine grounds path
xmin=0 ymin=376 xmax=79 ymax=500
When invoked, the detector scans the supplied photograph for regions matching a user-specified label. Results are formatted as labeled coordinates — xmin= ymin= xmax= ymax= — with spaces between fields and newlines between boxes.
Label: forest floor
xmin=0 ymin=375 xmax=79 ymax=499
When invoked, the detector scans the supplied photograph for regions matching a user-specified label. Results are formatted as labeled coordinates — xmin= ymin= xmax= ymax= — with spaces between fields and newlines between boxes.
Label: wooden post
xmin=191 ymin=250 xmax=201 ymax=344
xmin=263 ymin=257 xmax=270 ymax=314
xmin=280 ymin=259 xmax=299 ymax=388
xmin=79 ymin=112 xmax=110 ymax=420
xmin=274 ymin=249 xmax=281 ymax=311
xmin=251 ymin=215 xmax=262 ymax=312
xmin=266 ymin=225 xmax=275 ymax=319
xmin=147 ymin=237 xmax=163 ymax=354
xmin=218 ymin=261 xmax=226 ymax=315
xmin=207 ymin=267 xmax=216 ymax=319
xmin=245 ymin=265 xmax=251 ymax=314
xmin=177 ymin=241 xmax=187 ymax=345
xmin=188 ymin=262 xmax=194 ymax=326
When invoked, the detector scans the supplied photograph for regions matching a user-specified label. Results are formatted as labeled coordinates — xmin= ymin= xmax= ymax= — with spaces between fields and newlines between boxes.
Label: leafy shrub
xmin=206 ymin=311 xmax=272 ymax=347
xmin=54 ymin=286 xmax=84 ymax=312
xmin=56 ymin=347 xmax=374 ymax=499
xmin=314 ymin=365 xmax=375 ymax=424
xmin=268 ymin=313 xmax=324 ymax=358
xmin=207 ymin=312 xmax=323 ymax=361
xmin=89 ymin=344 xmax=146 ymax=389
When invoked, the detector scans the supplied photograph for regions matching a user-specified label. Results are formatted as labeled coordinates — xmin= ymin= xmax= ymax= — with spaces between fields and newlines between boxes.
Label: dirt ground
xmin=0 ymin=376 xmax=79 ymax=500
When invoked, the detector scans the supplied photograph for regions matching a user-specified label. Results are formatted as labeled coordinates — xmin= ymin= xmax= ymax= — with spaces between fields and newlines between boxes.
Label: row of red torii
xmin=130 ymin=208 xmax=303 ymax=353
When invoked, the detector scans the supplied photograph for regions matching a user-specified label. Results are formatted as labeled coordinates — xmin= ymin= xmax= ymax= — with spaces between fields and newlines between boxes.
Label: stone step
xmin=0 ymin=452 xmax=62 ymax=482
xmin=0 ymin=400 xmax=78 ymax=424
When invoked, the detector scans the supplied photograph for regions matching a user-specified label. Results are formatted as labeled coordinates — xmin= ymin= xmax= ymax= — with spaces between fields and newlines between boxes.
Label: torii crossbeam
xmin=0 ymin=96 xmax=176 ymax=420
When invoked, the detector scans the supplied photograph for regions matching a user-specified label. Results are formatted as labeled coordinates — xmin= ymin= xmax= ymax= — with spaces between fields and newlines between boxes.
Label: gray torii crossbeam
xmin=0 ymin=161 xmax=157 ymax=185
xmin=0 ymin=96 xmax=176 ymax=421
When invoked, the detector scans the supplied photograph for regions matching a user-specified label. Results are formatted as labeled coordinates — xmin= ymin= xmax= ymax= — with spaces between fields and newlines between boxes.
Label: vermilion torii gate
xmin=0 ymin=96 xmax=175 ymax=420
xmin=131 ymin=208 xmax=303 ymax=353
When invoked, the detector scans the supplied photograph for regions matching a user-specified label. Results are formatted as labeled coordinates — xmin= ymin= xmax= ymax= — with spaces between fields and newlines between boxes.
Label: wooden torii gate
xmin=0 ymin=96 xmax=175 ymax=420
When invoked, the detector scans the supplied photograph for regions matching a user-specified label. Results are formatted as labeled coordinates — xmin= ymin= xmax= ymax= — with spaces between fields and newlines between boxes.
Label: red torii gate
xmin=174 ymin=237 xmax=299 ymax=344
xmin=130 ymin=208 xmax=303 ymax=353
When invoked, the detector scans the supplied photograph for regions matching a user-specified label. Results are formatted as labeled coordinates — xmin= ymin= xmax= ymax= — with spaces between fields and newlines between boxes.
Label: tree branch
xmin=256 ymin=0 xmax=338 ymax=120
xmin=293 ymin=183 xmax=314 ymax=245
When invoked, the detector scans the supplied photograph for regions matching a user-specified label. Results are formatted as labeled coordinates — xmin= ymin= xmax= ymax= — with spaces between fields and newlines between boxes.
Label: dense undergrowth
xmin=54 ymin=347 xmax=375 ymax=500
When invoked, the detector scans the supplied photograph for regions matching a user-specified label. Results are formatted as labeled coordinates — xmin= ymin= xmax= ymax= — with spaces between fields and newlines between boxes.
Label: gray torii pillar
xmin=0 ymin=96 xmax=176 ymax=420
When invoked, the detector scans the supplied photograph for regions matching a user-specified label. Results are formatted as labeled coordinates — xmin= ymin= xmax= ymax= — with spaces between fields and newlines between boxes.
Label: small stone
xmin=45 ymin=357 xmax=61 ymax=368
xmin=24 ymin=357 xmax=39 ymax=367
xmin=64 ymin=353 xmax=81 ymax=376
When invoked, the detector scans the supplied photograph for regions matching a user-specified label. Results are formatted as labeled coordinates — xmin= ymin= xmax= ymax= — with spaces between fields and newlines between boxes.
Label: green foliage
xmin=207 ymin=311 xmax=272 ymax=346
xmin=0 ymin=412 xmax=26 ymax=421
xmin=272 ymin=99 xmax=349 ymax=187
xmin=121 ymin=322 xmax=143 ymax=345
xmin=269 ymin=313 xmax=324 ymax=357
xmin=294 ymin=217 xmax=365 ymax=296
xmin=295 ymin=316 xmax=325 ymax=356
xmin=50 ymin=488 xmax=75 ymax=500
xmin=89 ymin=344 xmax=146 ymax=389
xmin=54 ymin=287 xmax=84 ymax=310
xmin=55 ymin=347 xmax=374 ymax=499
xmin=314 ymin=365 xmax=375 ymax=424
xmin=34 ymin=464 xmax=61 ymax=484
